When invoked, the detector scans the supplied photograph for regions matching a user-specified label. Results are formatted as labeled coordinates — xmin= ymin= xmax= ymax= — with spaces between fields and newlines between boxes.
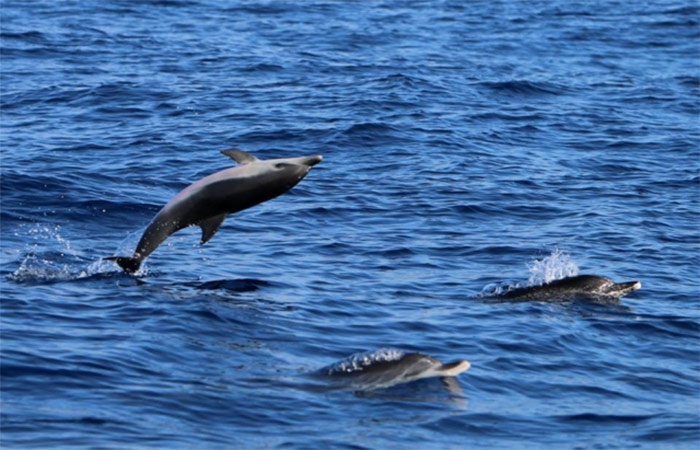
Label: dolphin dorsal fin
xmin=221 ymin=148 xmax=259 ymax=165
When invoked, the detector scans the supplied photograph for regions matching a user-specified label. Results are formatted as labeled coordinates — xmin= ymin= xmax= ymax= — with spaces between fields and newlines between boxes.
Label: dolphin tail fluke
xmin=105 ymin=256 xmax=142 ymax=274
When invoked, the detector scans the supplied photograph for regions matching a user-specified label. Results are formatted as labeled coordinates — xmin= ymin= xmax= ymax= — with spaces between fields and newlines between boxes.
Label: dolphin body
xmin=498 ymin=275 xmax=641 ymax=302
xmin=107 ymin=149 xmax=322 ymax=273
xmin=320 ymin=348 xmax=471 ymax=391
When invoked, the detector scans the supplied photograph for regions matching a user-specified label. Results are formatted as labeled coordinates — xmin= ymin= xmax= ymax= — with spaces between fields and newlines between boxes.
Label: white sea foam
xmin=526 ymin=249 xmax=579 ymax=286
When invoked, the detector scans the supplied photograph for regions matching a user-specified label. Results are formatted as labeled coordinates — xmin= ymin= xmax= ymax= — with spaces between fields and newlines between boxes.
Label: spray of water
xmin=526 ymin=249 xmax=579 ymax=286
xmin=477 ymin=249 xmax=580 ymax=297
xmin=8 ymin=224 xmax=133 ymax=282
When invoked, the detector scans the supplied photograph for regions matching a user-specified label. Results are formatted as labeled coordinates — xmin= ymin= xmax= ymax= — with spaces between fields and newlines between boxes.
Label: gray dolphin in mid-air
xmin=496 ymin=275 xmax=641 ymax=302
xmin=106 ymin=149 xmax=322 ymax=273
xmin=319 ymin=348 xmax=471 ymax=391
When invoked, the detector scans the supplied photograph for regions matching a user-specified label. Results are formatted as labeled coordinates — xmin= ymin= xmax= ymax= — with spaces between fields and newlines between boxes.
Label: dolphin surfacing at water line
xmin=497 ymin=275 xmax=641 ymax=302
xmin=106 ymin=149 xmax=322 ymax=273
xmin=319 ymin=348 xmax=471 ymax=391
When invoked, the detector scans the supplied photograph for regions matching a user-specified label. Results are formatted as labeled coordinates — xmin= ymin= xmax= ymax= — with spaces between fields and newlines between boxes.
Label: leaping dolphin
xmin=497 ymin=275 xmax=641 ymax=302
xmin=320 ymin=348 xmax=471 ymax=391
xmin=106 ymin=149 xmax=322 ymax=273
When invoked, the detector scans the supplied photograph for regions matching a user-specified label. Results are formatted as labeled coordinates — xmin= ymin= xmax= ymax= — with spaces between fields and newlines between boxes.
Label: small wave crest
xmin=183 ymin=278 xmax=271 ymax=293
xmin=479 ymin=80 xmax=569 ymax=96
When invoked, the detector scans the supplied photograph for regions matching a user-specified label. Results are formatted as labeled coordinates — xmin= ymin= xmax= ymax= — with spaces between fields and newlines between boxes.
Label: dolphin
xmin=320 ymin=348 xmax=471 ymax=391
xmin=106 ymin=149 xmax=322 ymax=273
xmin=497 ymin=275 xmax=641 ymax=302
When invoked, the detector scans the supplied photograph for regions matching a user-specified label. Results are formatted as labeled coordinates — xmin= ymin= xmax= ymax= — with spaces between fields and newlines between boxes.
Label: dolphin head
xmin=258 ymin=154 xmax=323 ymax=194
xmin=353 ymin=353 xmax=471 ymax=388
xmin=217 ymin=149 xmax=322 ymax=198
xmin=601 ymin=280 xmax=642 ymax=297
xmin=402 ymin=354 xmax=471 ymax=379
xmin=266 ymin=154 xmax=323 ymax=183
xmin=221 ymin=148 xmax=322 ymax=185
xmin=574 ymin=275 xmax=642 ymax=298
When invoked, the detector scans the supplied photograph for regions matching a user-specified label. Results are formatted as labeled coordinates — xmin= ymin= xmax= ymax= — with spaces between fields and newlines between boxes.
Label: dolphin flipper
xmin=199 ymin=214 xmax=227 ymax=244
xmin=221 ymin=149 xmax=258 ymax=164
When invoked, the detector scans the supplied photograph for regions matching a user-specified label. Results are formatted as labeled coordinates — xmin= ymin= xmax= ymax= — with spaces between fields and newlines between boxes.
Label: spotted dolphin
xmin=498 ymin=275 xmax=641 ymax=302
xmin=106 ymin=149 xmax=322 ymax=273
xmin=320 ymin=348 xmax=471 ymax=391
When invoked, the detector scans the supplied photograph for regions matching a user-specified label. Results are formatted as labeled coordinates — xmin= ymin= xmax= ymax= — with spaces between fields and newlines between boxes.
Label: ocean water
xmin=1 ymin=0 xmax=699 ymax=448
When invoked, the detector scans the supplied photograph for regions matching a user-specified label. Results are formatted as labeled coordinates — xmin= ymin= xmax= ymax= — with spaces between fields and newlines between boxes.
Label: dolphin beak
xmin=303 ymin=155 xmax=323 ymax=167
xmin=439 ymin=360 xmax=471 ymax=376
xmin=621 ymin=281 xmax=642 ymax=291
xmin=613 ymin=281 xmax=642 ymax=296
xmin=284 ymin=154 xmax=323 ymax=169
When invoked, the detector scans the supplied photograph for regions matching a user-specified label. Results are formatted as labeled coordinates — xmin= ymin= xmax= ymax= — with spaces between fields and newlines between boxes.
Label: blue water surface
xmin=1 ymin=1 xmax=699 ymax=448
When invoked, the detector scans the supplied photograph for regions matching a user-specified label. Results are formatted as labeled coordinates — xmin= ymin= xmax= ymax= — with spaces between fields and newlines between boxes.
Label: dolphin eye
xmin=275 ymin=163 xmax=291 ymax=170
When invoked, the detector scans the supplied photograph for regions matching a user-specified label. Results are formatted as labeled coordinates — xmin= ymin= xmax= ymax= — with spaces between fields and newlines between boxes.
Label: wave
xmin=478 ymin=80 xmax=571 ymax=97
xmin=182 ymin=278 xmax=272 ymax=293
xmin=0 ymin=30 xmax=50 ymax=44
xmin=344 ymin=122 xmax=399 ymax=136
xmin=553 ymin=412 xmax=656 ymax=423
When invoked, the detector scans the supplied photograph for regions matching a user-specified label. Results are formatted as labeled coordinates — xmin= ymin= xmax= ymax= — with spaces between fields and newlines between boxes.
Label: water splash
xmin=476 ymin=282 xmax=507 ymax=297
xmin=8 ymin=224 xmax=116 ymax=282
xmin=478 ymin=249 xmax=580 ymax=297
xmin=526 ymin=249 xmax=579 ymax=286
